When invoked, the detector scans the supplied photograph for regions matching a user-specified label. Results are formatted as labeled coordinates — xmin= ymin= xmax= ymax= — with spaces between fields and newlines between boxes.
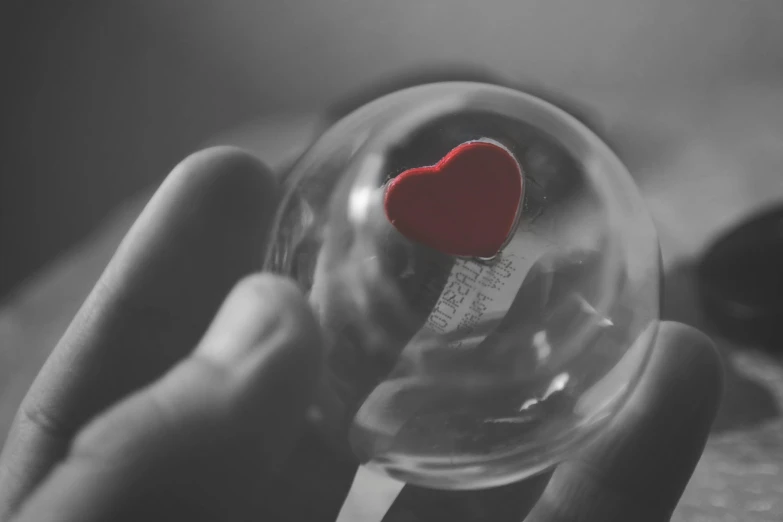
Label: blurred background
xmin=1 ymin=0 xmax=781 ymax=298
xmin=2 ymin=1 xmax=783 ymax=521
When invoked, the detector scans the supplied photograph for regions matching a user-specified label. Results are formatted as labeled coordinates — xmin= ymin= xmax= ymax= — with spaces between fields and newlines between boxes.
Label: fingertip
xmin=172 ymin=146 xmax=274 ymax=190
xmin=530 ymin=322 xmax=725 ymax=522
xmin=646 ymin=321 xmax=725 ymax=421
xmin=108 ymin=145 xmax=282 ymax=304
xmin=197 ymin=273 xmax=321 ymax=379
xmin=234 ymin=272 xmax=314 ymax=326
xmin=165 ymin=146 xmax=280 ymax=226
xmin=235 ymin=273 xmax=323 ymax=376
xmin=602 ymin=321 xmax=724 ymax=468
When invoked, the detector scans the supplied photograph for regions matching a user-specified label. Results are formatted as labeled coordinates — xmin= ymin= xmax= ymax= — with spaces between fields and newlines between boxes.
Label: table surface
xmin=1 ymin=82 xmax=782 ymax=522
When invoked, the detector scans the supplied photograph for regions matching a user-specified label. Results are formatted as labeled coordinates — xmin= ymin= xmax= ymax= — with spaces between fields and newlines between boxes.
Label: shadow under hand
xmin=662 ymin=262 xmax=780 ymax=433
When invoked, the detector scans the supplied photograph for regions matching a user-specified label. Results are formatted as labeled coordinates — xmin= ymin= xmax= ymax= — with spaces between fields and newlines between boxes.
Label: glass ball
xmin=264 ymin=82 xmax=660 ymax=490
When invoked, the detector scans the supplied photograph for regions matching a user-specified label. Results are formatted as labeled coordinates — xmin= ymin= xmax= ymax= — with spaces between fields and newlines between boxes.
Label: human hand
xmin=381 ymin=321 xmax=723 ymax=522
xmin=0 ymin=147 xmax=355 ymax=522
xmin=0 ymin=147 xmax=723 ymax=522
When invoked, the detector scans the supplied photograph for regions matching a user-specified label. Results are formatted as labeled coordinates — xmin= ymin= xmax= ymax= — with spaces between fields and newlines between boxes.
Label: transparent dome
xmin=264 ymin=82 xmax=660 ymax=490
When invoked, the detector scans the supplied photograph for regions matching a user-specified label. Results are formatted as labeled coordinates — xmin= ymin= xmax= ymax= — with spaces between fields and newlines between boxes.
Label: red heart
xmin=383 ymin=141 xmax=523 ymax=258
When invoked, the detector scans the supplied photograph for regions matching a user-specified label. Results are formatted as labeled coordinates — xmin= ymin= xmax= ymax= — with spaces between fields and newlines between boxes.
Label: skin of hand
xmin=0 ymin=147 xmax=724 ymax=522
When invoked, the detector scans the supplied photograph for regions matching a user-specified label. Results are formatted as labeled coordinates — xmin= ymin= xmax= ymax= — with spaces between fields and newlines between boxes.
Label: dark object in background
xmin=698 ymin=203 xmax=783 ymax=349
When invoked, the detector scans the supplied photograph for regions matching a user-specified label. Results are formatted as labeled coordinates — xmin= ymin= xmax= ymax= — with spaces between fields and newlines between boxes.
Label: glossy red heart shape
xmin=384 ymin=141 xmax=523 ymax=258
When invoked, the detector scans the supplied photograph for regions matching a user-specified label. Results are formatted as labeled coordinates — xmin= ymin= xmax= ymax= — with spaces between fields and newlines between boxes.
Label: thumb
xmin=10 ymin=274 xmax=322 ymax=522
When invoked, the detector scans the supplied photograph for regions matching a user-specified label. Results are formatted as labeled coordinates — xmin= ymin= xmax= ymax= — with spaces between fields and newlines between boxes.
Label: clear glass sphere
xmin=264 ymin=82 xmax=660 ymax=490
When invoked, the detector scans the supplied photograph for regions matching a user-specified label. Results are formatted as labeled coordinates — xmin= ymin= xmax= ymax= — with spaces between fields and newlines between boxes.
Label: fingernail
xmin=196 ymin=274 xmax=304 ymax=365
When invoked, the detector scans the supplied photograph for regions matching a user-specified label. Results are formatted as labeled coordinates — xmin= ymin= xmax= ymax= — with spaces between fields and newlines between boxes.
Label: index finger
xmin=383 ymin=322 xmax=723 ymax=522
xmin=527 ymin=322 xmax=723 ymax=522
xmin=0 ymin=146 xmax=281 ymax=516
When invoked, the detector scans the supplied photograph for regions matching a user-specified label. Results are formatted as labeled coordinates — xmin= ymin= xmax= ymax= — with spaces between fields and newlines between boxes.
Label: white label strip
xmin=354 ymin=229 xmax=553 ymax=440
xmin=406 ymin=229 xmax=553 ymax=352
